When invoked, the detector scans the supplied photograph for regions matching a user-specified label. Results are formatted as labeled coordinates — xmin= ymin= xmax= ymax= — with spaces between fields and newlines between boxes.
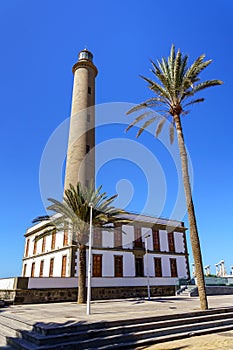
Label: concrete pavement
xmin=1 ymin=295 xmax=233 ymax=348
xmin=1 ymin=295 xmax=233 ymax=326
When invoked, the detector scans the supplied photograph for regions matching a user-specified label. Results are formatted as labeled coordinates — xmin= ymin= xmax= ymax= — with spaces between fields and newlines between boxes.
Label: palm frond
xmin=184 ymin=98 xmax=205 ymax=107
xmin=151 ymin=59 xmax=173 ymax=95
xmin=136 ymin=116 xmax=160 ymax=138
xmin=168 ymin=44 xmax=176 ymax=79
xmin=174 ymin=49 xmax=184 ymax=98
xmin=156 ymin=118 xmax=166 ymax=138
xmin=32 ymin=215 xmax=50 ymax=223
xmin=169 ymin=122 xmax=175 ymax=144
xmin=140 ymin=76 xmax=171 ymax=100
xmin=125 ymin=111 xmax=153 ymax=132
xmin=150 ymin=59 xmax=160 ymax=76
xmin=188 ymin=79 xmax=223 ymax=95
xmin=126 ymin=102 xmax=148 ymax=115
xmin=184 ymin=54 xmax=206 ymax=82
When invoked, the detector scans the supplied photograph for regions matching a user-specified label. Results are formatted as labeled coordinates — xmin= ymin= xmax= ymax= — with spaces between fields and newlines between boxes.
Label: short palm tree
xmin=126 ymin=44 xmax=222 ymax=310
xmin=36 ymin=182 xmax=129 ymax=304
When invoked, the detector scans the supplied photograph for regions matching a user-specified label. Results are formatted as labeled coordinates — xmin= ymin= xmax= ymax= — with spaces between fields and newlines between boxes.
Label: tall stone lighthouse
xmin=64 ymin=49 xmax=98 ymax=190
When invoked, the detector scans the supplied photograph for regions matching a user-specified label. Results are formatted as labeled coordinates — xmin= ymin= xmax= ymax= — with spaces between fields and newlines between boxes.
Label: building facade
xmin=22 ymin=214 xmax=190 ymax=298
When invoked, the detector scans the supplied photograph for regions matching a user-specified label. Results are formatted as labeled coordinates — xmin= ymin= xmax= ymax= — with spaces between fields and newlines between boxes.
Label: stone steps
xmin=0 ymin=324 xmax=15 ymax=348
xmin=0 ymin=314 xmax=32 ymax=349
xmin=3 ymin=307 xmax=233 ymax=349
xmin=100 ymin=324 xmax=233 ymax=350
xmin=0 ymin=315 xmax=32 ymax=332
xmin=22 ymin=311 xmax=233 ymax=346
xmin=177 ymin=285 xmax=198 ymax=297
xmin=32 ymin=307 xmax=233 ymax=335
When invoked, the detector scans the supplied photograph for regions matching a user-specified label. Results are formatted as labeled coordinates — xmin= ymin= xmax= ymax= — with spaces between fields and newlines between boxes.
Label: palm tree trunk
xmin=78 ymin=244 xmax=87 ymax=303
xmin=174 ymin=114 xmax=208 ymax=310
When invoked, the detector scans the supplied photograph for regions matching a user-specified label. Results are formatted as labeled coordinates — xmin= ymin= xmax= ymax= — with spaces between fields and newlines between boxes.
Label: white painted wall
xmin=162 ymin=256 xmax=172 ymax=277
xmin=22 ymin=248 xmax=72 ymax=278
xmin=142 ymin=228 xmax=153 ymax=250
xmin=144 ymin=253 xmax=154 ymax=276
xmin=123 ymin=252 xmax=135 ymax=277
xmin=0 ymin=278 xmax=15 ymax=290
xmin=28 ymin=277 xmax=78 ymax=289
xmin=160 ymin=230 xmax=168 ymax=251
xmin=100 ymin=250 xmax=114 ymax=277
xmin=174 ymin=232 xmax=185 ymax=253
xmin=176 ymin=256 xmax=188 ymax=278
xmin=90 ymin=277 xmax=178 ymax=287
xmin=122 ymin=225 xmax=134 ymax=249
xmin=0 ymin=275 xmax=179 ymax=290
xmin=27 ymin=277 xmax=178 ymax=288
xmin=102 ymin=229 xmax=113 ymax=248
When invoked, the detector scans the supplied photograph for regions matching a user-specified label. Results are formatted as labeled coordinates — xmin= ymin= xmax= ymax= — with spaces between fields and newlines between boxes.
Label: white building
xmin=21 ymin=213 xmax=189 ymax=299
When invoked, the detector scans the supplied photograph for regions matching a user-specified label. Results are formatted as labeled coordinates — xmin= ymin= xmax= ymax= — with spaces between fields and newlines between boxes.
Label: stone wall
xmin=0 ymin=285 xmax=175 ymax=304
xmin=0 ymin=290 xmax=16 ymax=301
xmin=91 ymin=285 xmax=175 ymax=300
xmin=13 ymin=288 xmax=78 ymax=304
xmin=206 ymin=286 xmax=233 ymax=295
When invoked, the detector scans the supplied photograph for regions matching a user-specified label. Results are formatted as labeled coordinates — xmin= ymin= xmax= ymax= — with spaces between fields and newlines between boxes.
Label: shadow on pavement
xmin=138 ymin=346 xmax=188 ymax=350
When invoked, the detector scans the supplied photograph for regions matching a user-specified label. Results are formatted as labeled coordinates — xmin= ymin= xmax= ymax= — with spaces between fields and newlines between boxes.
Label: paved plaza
xmin=1 ymin=295 xmax=233 ymax=349
xmin=145 ymin=330 xmax=233 ymax=349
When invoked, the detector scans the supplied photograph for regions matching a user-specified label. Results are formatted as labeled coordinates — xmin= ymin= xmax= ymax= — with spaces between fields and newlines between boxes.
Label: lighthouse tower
xmin=64 ymin=49 xmax=98 ymax=190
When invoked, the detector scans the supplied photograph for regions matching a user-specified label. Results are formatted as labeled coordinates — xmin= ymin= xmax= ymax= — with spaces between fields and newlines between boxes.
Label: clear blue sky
xmin=0 ymin=0 xmax=232 ymax=277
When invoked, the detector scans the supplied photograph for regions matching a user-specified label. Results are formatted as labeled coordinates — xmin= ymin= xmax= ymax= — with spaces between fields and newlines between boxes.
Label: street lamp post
xmin=144 ymin=234 xmax=151 ymax=300
xmin=87 ymin=202 xmax=93 ymax=315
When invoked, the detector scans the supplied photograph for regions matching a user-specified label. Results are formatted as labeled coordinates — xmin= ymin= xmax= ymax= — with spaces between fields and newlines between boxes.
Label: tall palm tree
xmin=36 ymin=182 xmax=129 ymax=304
xmin=126 ymin=44 xmax=222 ymax=310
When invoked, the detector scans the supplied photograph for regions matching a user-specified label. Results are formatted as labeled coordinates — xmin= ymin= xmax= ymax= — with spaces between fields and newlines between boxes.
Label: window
xmin=114 ymin=256 xmax=123 ymax=277
xmin=154 ymin=258 xmax=162 ymax=277
xmin=93 ymin=227 xmax=102 ymax=247
xmin=168 ymin=232 xmax=175 ymax=252
xmin=152 ymin=229 xmax=160 ymax=251
xmin=135 ymin=257 xmax=144 ymax=277
xmin=114 ymin=225 xmax=122 ymax=248
xmin=88 ymin=86 xmax=91 ymax=94
xmin=31 ymin=262 xmax=35 ymax=277
xmin=93 ymin=254 xmax=102 ymax=277
xmin=134 ymin=227 xmax=143 ymax=248
xmin=63 ymin=226 xmax=68 ymax=246
xmin=33 ymin=239 xmax=37 ymax=255
xmin=25 ymin=239 xmax=30 ymax=257
xmin=86 ymin=144 xmax=90 ymax=153
xmin=42 ymin=236 xmax=46 ymax=253
xmin=49 ymin=258 xmax=54 ymax=277
xmin=23 ymin=264 xmax=27 ymax=277
xmin=170 ymin=258 xmax=178 ymax=277
xmin=51 ymin=230 xmax=56 ymax=250
xmin=39 ymin=260 xmax=44 ymax=277
xmin=61 ymin=255 xmax=67 ymax=277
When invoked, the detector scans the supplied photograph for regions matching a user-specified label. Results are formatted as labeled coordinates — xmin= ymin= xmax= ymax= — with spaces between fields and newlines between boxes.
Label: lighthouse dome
xmin=78 ymin=49 xmax=93 ymax=62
